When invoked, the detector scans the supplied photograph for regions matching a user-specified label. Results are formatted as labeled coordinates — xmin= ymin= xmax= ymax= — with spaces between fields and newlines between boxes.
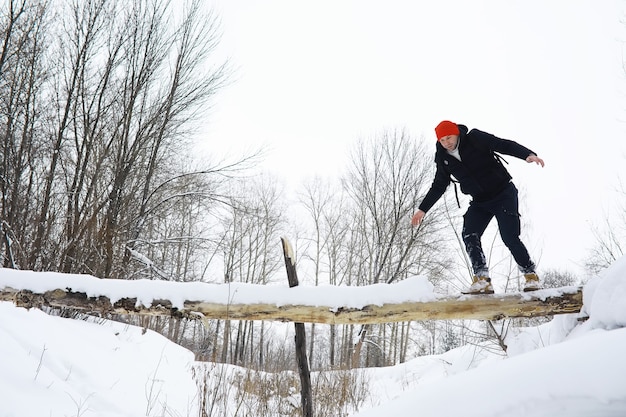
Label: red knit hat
xmin=435 ymin=120 xmax=460 ymax=140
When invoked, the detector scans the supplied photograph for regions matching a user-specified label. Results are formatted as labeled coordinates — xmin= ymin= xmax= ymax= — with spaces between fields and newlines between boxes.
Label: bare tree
xmin=1 ymin=0 xmax=233 ymax=279
xmin=344 ymin=129 xmax=450 ymax=286
xmin=214 ymin=175 xmax=285 ymax=368
xmin=291 ymin=130 xmax=462 ymax=368
xmin=586 ymin=185 xmax=626 ymax=274
xmin=298 ymin=177 xmax=335 ymax=369
xmin=1 ymin=0 xmax=51 ymax=269
xmin=306 ymin=129 xmax=452 ymax=368
xmin=586 ymin=46 xmax=626 ymax=273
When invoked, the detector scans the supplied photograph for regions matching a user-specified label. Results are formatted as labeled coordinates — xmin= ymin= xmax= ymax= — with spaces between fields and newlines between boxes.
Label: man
xmin=411 ymin=120 xmax=545 ymax=294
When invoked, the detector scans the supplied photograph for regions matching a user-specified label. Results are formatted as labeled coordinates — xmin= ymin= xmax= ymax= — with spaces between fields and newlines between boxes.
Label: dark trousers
xmin=462 ymin=183 xmax=535 ymax=277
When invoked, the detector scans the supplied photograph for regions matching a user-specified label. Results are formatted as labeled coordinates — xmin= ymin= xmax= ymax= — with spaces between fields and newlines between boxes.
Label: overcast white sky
xmin=199 ymin=1 xmax=626 ymax=276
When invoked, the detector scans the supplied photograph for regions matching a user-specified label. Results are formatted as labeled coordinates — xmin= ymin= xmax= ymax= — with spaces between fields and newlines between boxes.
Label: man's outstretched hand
xmin=526 ymin=154 xmax=545 ymax=167
xmin=411 ymin=210 xmax=425 ymax=227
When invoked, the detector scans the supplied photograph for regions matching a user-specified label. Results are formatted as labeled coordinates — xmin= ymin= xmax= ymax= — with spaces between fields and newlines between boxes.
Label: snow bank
xmin=355 ymin=327 xmax=626 ymax=417
xmin=353 ymin=255 xmax=626 ymax=417
xmin=0 ymin=303 xmax=198 ymax=417
xmin=581 ymin=255 xmax=626 ymax=329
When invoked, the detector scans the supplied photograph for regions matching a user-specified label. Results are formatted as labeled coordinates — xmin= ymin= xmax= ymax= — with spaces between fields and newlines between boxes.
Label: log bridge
xmin=0 ymin=282 xmax=583 ymax=324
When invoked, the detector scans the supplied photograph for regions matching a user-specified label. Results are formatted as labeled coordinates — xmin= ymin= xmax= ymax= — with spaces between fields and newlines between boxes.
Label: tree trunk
xmin=1 ymin=282 xmax=584 ymax=324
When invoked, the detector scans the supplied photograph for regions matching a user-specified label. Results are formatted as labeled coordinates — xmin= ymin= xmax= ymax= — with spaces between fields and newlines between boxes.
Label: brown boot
xmin=523 ymin=273 xmax=541 ymax=292
xmin=462 ymin=276 xmax=494 ymax=295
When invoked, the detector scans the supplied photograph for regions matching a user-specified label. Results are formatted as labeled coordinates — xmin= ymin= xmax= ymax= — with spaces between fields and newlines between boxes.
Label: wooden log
xmin=0 ymin=285 xmax=583 ymax=323
xmin=281 ymin=237 xmax=313 ymax=417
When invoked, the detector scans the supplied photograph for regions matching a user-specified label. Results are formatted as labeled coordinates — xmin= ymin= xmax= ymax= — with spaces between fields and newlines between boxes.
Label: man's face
xmin=439 ymin=134 xmax=459 ymax=151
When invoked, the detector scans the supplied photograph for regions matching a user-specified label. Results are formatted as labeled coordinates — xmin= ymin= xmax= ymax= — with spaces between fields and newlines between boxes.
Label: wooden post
xmin=281 ymin=237 xmax=313 ymax=417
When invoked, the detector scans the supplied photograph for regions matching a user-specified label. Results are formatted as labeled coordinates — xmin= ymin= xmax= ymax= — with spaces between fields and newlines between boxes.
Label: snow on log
xmin=0 ymin=270 xmax=583 ymax=323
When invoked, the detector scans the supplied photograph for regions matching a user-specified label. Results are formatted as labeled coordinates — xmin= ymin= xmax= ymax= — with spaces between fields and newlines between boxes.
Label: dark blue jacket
xmin=419 ymin=124 xmax=536 ymax=212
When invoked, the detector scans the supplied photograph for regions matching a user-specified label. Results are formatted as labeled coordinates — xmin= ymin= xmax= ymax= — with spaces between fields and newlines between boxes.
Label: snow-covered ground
xmin=1 ymin=256 xmax=625 ymax=416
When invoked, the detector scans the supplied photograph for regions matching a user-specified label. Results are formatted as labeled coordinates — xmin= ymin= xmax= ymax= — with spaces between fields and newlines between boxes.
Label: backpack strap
xmin=450 ymin=178 xmax=461 ymax=208
xmin=493 ymin=152 xmax=509 ymax=165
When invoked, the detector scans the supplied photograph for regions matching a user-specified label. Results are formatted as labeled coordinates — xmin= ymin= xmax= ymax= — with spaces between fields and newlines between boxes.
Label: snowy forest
xmin=1 ymin=1 xmax=626 ymax=416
